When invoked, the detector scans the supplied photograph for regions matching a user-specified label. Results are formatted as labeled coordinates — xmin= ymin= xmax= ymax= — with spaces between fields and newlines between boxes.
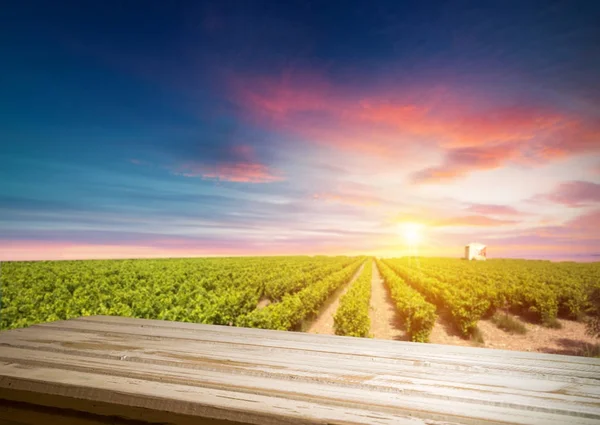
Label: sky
xmin=1 ymin=0 xmax=599 ymax=261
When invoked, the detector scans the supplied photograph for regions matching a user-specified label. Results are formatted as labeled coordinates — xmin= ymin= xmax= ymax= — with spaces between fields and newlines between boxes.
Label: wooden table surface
xmin=0 ymin=315 xmax=599 ymax=425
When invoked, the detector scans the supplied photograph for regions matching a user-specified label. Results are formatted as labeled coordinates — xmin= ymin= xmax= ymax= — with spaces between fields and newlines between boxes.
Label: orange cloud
xmin=230 ymin=73 xmax=592 ymax=145
xmin=437 ymin=106 xmax=567 ymax=148
xmin=527 ymin=120 xmax=600 ymax=161
xmin=228 ymin=72 xmax=600 ymax=181
xmin=395 ymin=208 xmax=519 ymax=228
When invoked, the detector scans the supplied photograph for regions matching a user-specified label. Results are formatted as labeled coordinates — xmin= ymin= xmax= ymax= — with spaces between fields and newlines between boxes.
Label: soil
xmin=369 ymin=260 xmax=407 ymax=341
xmin=477 ymin=315 xmax=599 ymax=355
xmin=428 ymin=316 xmax=474 ymax=348
xmin=304 ymin=263 xmax=365 ymax=335
xmin=302 ymin=261 xmax=599 ymax=356
xmin=428 ymin=311 xmax=599 ymax=355
xmin=257 ymin=298 xmax=271 ymax=309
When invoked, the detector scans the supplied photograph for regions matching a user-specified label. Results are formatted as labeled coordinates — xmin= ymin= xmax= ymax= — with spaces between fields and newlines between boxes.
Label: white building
xmin=465 ymin=243 xmax=487 ymax=261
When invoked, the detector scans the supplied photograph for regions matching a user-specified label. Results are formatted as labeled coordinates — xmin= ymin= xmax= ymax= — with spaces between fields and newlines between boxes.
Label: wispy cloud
xmin=410 ymin=143 xmax=520 ymax=183
xmin=312 ymin=192 xmax=383 ymax=207
xmin=174 ymin=162 xmax=283 ymax=183
xmin=464 ymin=203 xmax=524 ymax=216
xmin=395 ymin=208 xmax=519 ymax=227
xmin=566 ymin=208 xmax=600 ymax=232
xmin=140 ymin=144 xmax=285 ymax=183
xmin=495 ymin=209 xmax=600 ymax=242
xmin=538 ymin=181 xmax=600 ymax=207
xmin=434 ymin=215 xmax=519 ymax=227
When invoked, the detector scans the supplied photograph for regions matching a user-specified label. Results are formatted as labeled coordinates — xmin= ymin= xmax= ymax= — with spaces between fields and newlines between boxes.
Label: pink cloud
xmin=172 ymin=144 xmax=284 ymax=183
xmin=567 ymin=208 xmax=600 ymax=230
xmin=488 ymin=243 xmax=599 ymax=261
xmin=228 ymin=74 xmax=438 ymax=157
xmin=470 ymin=210 xmax=600 ymax=261
xmin=228 ymin=71 xmax=600 ymax=181
xmin=130 ymin=145 xmax=283 ymax=183
xmin=312 ymin=192 xmax=382 ymax=207
xmin=526 ymin=120 xmax=600 ymax=161
xmin=438 ymin=106 xmax=566 ymax=148
xmin=496 ymin=209 xmax=600 ymax=243
xmin=395 ymin=208 xmax=519 ymax=227
xmin=410 ymin=119 xmax=600 ymax=183
xmin=229 ymin=73 xmax=596 ymax=147
xmin=410 ymin=143 xmax=520 ymax=183
xmin=542 ymin=181 xmax=600 ymax=207
xmin=434 ymin=215 xmax=518 ymax=227
xmin=464 ymin=203 xmax=524 ymax=216
xmin=175 ymin=162 xmax=283 ymax=183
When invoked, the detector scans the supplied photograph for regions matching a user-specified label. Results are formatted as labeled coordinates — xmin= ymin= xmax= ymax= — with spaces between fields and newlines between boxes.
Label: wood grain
xmin=0 ymin=315 xmax=599 ymax=425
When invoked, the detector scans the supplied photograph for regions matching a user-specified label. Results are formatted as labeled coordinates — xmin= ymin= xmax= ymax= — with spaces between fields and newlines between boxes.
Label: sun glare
xmin=399 ymin=222 xmax=423 ymax=246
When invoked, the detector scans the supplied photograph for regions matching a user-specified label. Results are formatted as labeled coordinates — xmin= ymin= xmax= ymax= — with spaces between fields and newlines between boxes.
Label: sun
xmin=398 ymin=222 xmax=423 ymax=246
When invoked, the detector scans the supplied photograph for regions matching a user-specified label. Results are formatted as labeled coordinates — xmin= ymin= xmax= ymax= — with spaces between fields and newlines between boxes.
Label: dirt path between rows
xmin=428 ymin=315 xmax=473 ymax=347
xmin=306 ymin=261 xmax=598 ymax=356
xmin=429 ymin=312 xmax=598 ymax=353
xmin=305 ymin=263 xmax=365 ymax=335
xmin=369 ymin=260 xmax=407 ymax=341
xmin=479 ymin=315 xmax=598 ymax=354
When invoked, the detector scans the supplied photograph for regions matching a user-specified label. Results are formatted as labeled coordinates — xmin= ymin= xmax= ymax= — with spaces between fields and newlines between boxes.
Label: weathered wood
xmin=0 ymin=316 xmax=599 ymax=425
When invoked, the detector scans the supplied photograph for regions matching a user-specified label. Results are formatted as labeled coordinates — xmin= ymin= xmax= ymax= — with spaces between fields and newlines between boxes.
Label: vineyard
xmin=380 ymin=258 xmax=600 ymax=343
xmin=0 ymin=256 xmax=363 ymax=330
xmin=1 ymin=256 xmax=599 ymax=355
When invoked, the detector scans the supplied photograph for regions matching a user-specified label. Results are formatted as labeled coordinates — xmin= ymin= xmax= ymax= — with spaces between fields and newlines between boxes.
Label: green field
xmin=0 ymin=256 xmax=363 ymax=330
xmin=2 ymin=256 xmax=599 ymax=343
xmin=380 ymin=257 xmax=600 ymax=340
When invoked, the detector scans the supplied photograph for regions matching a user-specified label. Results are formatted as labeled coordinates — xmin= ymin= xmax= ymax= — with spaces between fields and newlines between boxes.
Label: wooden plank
xmin=0 ymin=316 xmax=599 ymax=425
xmin=8 ymin=318 xmax=600 ymax=393
xmin=73 ymin=315 xmax=600 ymax=367
xmin=0 ymin=363 xmax=454 ymax=425
xmin=71 ymin=315 xmax=600 ymax=365
xmin=2 ymin=360 xmax=596 ymax=425
xmin=2 ymin=344 xmax=598 ymax=419
xmin=35 ymin=316 xmax=600 ymax=381
xmin=3 ymin=326 xmax=599 ymax=399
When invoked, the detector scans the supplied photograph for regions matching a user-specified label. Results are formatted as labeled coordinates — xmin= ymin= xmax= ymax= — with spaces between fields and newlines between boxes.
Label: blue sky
xmin=1 ymin=0 xmax=599 ymax=261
